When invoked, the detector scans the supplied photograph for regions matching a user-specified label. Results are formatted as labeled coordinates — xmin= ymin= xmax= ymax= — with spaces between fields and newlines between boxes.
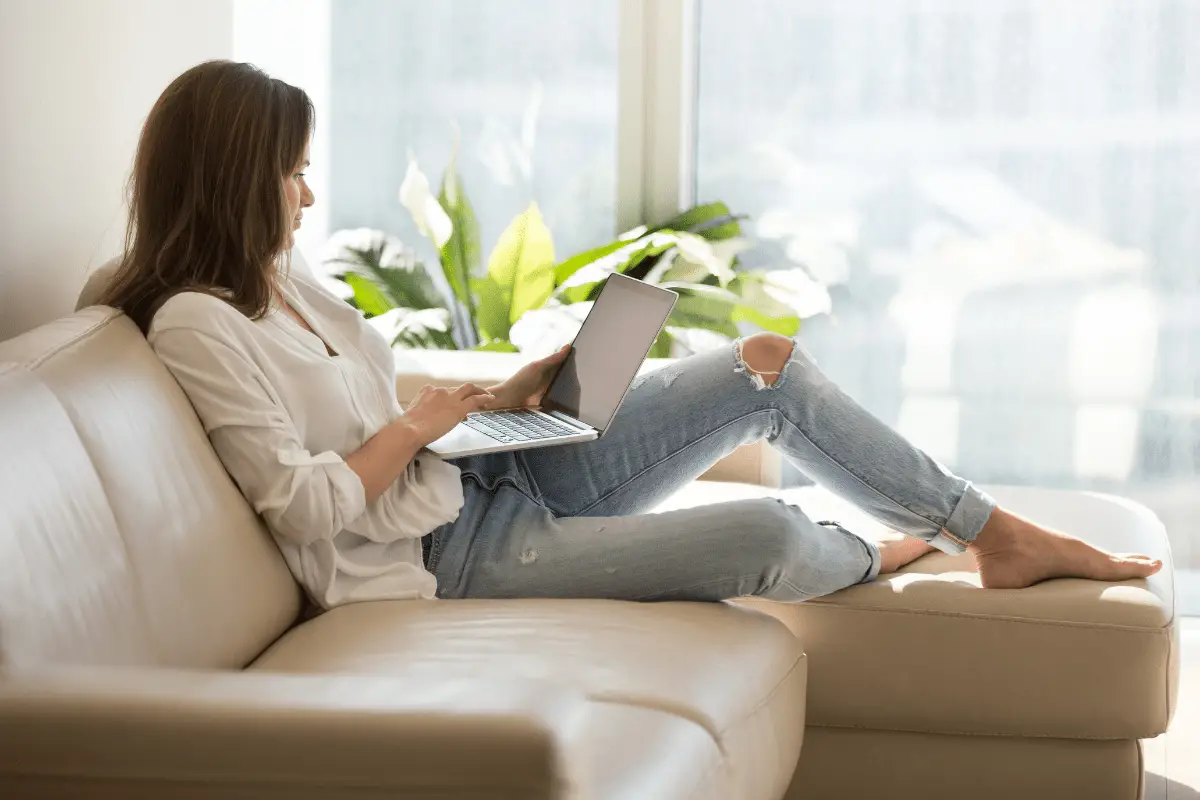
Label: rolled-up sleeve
xmin=150 ymin=328 xmax=366 ymax=546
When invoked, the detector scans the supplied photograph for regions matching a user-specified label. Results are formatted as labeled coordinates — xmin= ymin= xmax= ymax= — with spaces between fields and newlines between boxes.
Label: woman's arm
xmin=344 ymin=420 xmax=424 ymax=504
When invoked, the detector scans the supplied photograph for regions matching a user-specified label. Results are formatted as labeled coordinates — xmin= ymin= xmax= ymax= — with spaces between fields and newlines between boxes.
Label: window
xmin=696 ymin=0 xmax=1200 ymax=585
xmin=238 ymin=0 xmax=1199 ymax=602
xmin=237 ymin=0 xmax=618 ymax=260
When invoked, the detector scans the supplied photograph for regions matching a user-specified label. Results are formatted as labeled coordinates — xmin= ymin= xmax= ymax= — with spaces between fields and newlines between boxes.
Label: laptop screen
xmin=542 ymin=274 xmax=677 ymax=432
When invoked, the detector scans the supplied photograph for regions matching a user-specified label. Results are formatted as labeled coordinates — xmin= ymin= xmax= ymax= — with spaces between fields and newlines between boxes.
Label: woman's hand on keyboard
xmin=403 ymin=383 xmax=496 ymax=445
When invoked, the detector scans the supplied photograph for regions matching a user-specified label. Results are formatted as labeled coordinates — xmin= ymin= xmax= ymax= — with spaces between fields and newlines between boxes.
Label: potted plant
xmin=323 ymin=154 xmax=828 ymax=357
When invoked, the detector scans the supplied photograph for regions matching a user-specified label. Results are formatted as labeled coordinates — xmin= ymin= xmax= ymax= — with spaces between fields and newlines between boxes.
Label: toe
xmin=1116 ymin=555 xmax=1162 ymax=577
xmin=1119 ymin=553 xmax=1162 ymax=567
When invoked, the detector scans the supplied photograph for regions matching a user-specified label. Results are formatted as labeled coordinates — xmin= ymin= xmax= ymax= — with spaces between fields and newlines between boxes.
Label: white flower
xmin=399 ymin=159 xmax=453 ymax=249
xmin=509 ymin=303 xmax=593 ymax=357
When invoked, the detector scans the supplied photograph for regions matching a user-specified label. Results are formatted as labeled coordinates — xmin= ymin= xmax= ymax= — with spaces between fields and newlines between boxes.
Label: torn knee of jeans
xmin=734 ymin=338 xmax=790 ymax=390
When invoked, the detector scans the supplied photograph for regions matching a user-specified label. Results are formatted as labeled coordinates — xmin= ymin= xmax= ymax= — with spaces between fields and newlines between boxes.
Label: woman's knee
xmin=738 ymin=499 xmax=806 ymax=576
xmin=738 ymin=499 xmax=867 ymax=601
xmin=736 ymin=333 xmax=794 ymax=388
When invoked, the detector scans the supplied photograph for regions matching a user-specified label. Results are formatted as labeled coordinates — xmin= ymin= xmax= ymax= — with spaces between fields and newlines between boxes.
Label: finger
xmin=467 ymin=392 xmax=496 ymax=410
xmin=453 ymin=383 xmax=487 ymax=399
xmin=538 ymin=345 xmax=572 ymax=365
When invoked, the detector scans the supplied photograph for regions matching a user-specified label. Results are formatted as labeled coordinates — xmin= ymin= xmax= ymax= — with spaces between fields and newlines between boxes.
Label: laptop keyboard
xmin=463 ymin=409 xmax=583 ymax=443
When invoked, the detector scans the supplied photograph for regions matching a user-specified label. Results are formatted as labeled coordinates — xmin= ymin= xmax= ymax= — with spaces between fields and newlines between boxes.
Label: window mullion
xmin=616 ymin=0 xmax=698 ymax=233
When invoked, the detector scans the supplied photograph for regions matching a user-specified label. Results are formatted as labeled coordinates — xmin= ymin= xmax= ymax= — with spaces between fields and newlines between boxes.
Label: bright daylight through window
xmin=698 ymin=0 xmax=1200 ymax=600
xmin=238 ymin=0 xmax=1200 ymax=607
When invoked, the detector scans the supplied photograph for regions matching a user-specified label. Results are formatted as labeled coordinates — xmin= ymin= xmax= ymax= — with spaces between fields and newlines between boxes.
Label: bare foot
xmin=877 ymin=536 xmax=937 ymax=574
xmin=970 ymin=507 xmax=1162 ymax=589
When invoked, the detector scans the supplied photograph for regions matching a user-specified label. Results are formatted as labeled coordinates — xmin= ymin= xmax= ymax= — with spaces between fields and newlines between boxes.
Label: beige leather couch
xmin=0 ymin=308 xmax=1178 ymax=799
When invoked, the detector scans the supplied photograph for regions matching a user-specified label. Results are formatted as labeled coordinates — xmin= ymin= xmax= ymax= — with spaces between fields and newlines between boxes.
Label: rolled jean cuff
xmin=932 ymin=482 xmax=997 ymax=555
xmin=858 ymin=537 xmax=882 ymax=583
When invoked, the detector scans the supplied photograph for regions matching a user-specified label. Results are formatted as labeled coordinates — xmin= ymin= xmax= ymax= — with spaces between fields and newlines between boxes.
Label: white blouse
xmin=147 ymin=258 xmax=464 ymax=609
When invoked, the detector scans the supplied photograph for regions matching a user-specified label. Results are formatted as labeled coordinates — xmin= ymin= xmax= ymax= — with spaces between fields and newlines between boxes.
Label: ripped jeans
xmin=426 ymin=339 xmax=996 ymax=602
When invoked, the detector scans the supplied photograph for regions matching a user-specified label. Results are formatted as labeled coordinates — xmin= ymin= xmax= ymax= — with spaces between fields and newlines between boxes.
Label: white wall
xmin=0 ymin=0 xmax=233 ymax=341
xmin=234 ymin=0 xmax=331 ymax=256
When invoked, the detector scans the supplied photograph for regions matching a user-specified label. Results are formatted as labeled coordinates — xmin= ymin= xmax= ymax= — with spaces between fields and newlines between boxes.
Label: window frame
xmin=615 ymin=0 xmax=698 ymax=232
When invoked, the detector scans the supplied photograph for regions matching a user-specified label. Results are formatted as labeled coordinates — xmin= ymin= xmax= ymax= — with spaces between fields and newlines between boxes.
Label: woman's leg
xmin=518 ymin=333 xmax=1161 ymax=588
xmin=519 ymin=333 xmax=986 ymax=550
xmin=431 ymin=477 xmax=892 ymax=601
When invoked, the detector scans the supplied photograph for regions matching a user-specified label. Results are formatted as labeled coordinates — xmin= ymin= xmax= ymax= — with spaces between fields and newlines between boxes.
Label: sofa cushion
xmin=658 ymin=481 xmax=1178 ymax=740
xmin=249 ymin=598 xmax=806 ymax=800
xmin=573 ymin=703 xmax=731 ymax=800
xmin=0 ymin=309 xmax=299 ymax=669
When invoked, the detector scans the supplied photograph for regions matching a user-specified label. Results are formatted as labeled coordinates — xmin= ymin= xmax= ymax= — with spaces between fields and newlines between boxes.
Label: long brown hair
xmin=101 ymin=60 xmax=314 ymax=332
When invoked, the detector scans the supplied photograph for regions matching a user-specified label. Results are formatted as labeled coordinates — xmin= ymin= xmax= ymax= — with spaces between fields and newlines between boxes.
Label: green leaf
xmin=666 ymin=285 xmax=742 ymax=338
xmin=473 ymin=340 xmax=519 ymax=352
xmin=729 ymin=273 xmax=803 ymax=337
xmin=648 ymin=329 xmax=672 ymax=358
xmin=664 ymin=281 xmax=799 ymax=338
xmin=343 ymin=274 xmax=395 ymax=317
xmin=654 ymin=201 xmax=744 ymax=241
xmin=438 ymin=148 xmax=481 ymax=340
xmin=324 ymin=230 xmax=445 ymax=311
xmin=554 ymin=239 xmax=628 ymax=286
xmin=476 ymin=203 xmax=556 ymax=341
xmin=557 ymin=233 xmax=679 ymax=303
xmin=373 ymin=307 xmax=457 ymax=350
xmin=471 ymin=276 xmax=508 ymax=344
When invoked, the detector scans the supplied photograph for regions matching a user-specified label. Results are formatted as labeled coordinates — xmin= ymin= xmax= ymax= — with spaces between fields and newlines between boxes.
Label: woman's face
xmin=284 ymin=142 xmax=314 ymax=250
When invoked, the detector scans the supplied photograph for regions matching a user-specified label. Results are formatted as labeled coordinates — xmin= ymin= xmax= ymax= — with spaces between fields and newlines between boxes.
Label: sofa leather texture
xmin=788 ymin=726 xmax=1144 ymax=800
xmin=0 ymin=309 xmax=300 ymax=669
xmin=250 ymin=599 xmax=807 ymax=800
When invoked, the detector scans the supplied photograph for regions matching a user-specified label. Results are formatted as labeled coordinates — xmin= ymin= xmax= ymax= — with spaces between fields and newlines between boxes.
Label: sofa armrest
xmin=394 ymin=348 xmax=781 ymax=487
xmin=0 ymin=668 xmax=585 ymax=799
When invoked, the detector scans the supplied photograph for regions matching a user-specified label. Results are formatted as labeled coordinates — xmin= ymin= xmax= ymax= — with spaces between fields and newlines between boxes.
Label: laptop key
xmin=465 ymin=420 xmax=513 ymax=441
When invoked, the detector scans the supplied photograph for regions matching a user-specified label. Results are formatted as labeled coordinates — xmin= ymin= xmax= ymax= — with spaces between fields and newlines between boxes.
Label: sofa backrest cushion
xmin=0 ymin=309 xmax=299 ymax=669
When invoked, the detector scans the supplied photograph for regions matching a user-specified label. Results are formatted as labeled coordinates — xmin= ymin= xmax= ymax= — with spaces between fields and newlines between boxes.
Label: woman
xmin=102 ymin=61 xmax=1160 ymax=610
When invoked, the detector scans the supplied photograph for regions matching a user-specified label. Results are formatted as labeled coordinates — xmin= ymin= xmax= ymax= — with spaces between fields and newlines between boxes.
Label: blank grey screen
xmin=544 ymin=277 xmax=676 ymax=431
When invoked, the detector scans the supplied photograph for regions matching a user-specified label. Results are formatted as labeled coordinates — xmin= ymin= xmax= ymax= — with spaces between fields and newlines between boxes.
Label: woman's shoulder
xmin=147 ymin=289 xmax=253 ymax=341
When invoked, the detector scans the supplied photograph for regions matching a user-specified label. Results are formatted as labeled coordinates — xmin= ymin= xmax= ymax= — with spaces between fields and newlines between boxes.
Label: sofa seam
xmin=717 ymin=651 xmax=806 ymax=740
xmin=798 ymin=599 xmax=1176 ymax=633
xmin=7 ymin=309 xmax=122 ymax=370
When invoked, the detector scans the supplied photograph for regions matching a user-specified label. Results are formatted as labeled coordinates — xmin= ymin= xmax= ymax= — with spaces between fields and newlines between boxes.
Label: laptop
xmin=425 ymin=273 xmax=678 ymax=458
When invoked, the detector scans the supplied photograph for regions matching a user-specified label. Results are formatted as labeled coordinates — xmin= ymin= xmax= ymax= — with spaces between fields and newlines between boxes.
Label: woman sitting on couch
xmin=100 ymin=60 xmax=1161 ymax=610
